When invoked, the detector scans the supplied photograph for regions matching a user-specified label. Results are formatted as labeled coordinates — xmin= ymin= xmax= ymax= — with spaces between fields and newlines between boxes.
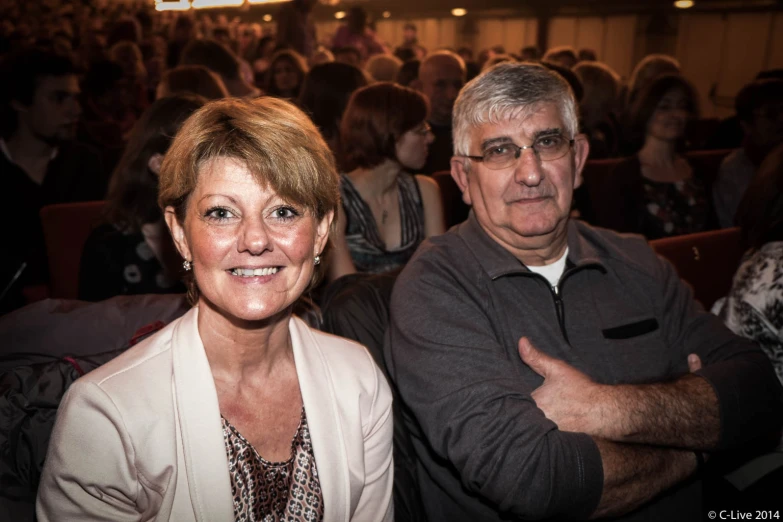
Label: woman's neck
xmin=638 ymin=135 xmax=678 ymax=166
xmin=347 ymin=159 xmax=401 ymax=197
xmin=198 ymin=300 xmax=295 ymax=384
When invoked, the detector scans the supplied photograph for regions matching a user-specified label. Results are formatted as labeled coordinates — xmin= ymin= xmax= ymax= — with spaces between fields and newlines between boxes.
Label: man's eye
xmin=485 ymin=145 xmax=511 ymax=157
xmin=536 ymin=136 xmax=563 ymax=149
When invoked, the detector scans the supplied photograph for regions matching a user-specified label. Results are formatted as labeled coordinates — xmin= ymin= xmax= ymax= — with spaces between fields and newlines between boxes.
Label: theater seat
xmin=650 ymin=227 xmax=744 ymax=309
xmin=39 ymin=201 xmax=106 ymax=299
xmin=576 ymin=157 xmax=624 ymax=225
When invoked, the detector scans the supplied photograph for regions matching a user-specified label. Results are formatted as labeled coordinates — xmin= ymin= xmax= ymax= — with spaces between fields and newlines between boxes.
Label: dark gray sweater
xmin=384 ymin=214 xmax=783 ymax=521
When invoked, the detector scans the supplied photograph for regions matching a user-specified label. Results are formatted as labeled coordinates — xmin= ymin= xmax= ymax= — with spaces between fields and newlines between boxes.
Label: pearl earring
xmin=182 ymin=260 xmax=192 ymax=271
xmin=314 ymin=255 xmax=321 ymax=266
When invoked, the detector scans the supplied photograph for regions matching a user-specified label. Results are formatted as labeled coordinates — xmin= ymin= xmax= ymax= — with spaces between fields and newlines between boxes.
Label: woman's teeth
xmin=230 ymin=267 xmax=279 ymax=277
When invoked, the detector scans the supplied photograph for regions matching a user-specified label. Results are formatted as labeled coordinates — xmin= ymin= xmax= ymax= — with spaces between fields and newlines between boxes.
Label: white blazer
xmin=36 ymin=307 xmax=394 ymax=521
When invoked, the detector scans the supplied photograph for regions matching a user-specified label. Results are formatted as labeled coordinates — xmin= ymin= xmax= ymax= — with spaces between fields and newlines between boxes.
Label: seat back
xmin=432 ymin=170 xmax=470 ymax=229
xmin=578 ymin=157 xmax=624 ymax=226
xmin=650 ymin=227 xmax=744 ymax=309
xmin=39 ymin=201 xmax=106 ymax=299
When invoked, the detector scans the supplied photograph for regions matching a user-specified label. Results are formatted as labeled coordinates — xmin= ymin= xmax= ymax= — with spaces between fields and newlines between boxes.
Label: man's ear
xmin=10 ymin=99 xmax=28 ymax=114
xmin=572 ymin=135 xmax=590 ymax=190
xmin=148 ymin=153 xmax=164 ymax=176
xmin=450 ymin=157 xmax=473 ymax=206
xmin=164 ymin=207 xmax=191 ymax=262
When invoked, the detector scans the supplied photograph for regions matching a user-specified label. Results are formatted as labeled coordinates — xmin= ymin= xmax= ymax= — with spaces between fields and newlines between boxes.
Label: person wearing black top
xmin=0 ymin=48 xmax=107 ymax=315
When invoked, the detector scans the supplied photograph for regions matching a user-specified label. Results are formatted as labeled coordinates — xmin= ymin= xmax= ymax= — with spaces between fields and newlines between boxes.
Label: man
xmin=414 ymin=50 xmax=465 ymax=175
xmin=276 ymin=0 xmax=317 ymax=59
xmin=713 ymin=78 xmax=783 ymax=228
xmin=384 ymin=63 xmax=783 ymax=520
xmin=1 ymin=48 xmax=106 ymax=314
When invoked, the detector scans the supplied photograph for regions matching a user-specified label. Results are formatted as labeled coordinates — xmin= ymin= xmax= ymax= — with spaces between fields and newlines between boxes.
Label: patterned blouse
xmin=719 ymin=241 xmax=783 ymax=386
xmin=222 ymin=408 xmax=324 ymax=521
xmin=640 ymin=176 xmax=709 ymax=240
xmin=340 ymin=173 xmax=426 ymax=274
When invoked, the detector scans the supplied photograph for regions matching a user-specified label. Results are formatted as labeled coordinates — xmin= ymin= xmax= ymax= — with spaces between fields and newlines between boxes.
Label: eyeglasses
xmin=461 ymin=135 xmax=575 ymax=170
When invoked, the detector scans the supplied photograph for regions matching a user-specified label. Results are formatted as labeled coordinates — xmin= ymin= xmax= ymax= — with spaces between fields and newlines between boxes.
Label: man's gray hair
xmin=452 ymin=63 xmax=579 ymax=156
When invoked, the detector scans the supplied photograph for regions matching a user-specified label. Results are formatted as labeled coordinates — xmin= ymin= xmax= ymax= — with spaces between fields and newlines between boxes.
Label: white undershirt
xmin=526 ymin=247 xmax=569 ymax=292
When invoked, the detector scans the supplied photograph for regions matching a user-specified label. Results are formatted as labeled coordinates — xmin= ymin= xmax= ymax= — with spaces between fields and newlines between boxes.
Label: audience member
xmin=330 ymin=82 xmax=445 ymax=280
xmin=603 ymin=74 xmax=711 ymax=238
xmin=109 ymin=40 xmax=149 ymax=116
xmin=718 ymin=143 xmax=783 ymax=388
xmin=573 ymin=60 xmax=622 ymax=158
xmin=0 ymin=48 xmax=106 ymax=315
xmin=365 ymin=53 xmax=402 ymax=82
xmin=395 ymin=59 xmax=420 ymax=87
xmin=626 ymin=53 xmax=680 ymax=112
xmin=264 ymin=49 xmax=307 ymax=100
xmin=248 ymin=35 xmax=276 ymax=83
xmin=394 ymin=22 xmax=426 ymax=61
xmin=542 ymin=45 xmax=578 ymax=68
xmin=276 ymin=0 xmax=317 ymax=59
xmin=578 ymin=48 xmax=597 ymax=62
xmin=309 ymin=45 xmax=334 ymax=67
xmin=79 ymin=94 xmax=204 ymax=302
xmin=180 ymin=38 xmax=261 ymax=98
xmin=482 ymin=53 xmax=517 ymax=71
xmin=165 ymin=14 xmax=195 ymax=69
xmin=541 ymin=60 xmax=583 ymax=103
xmin=414 ymin=50 xmax=466 ymax=174
xmin=520 ymin=45 xmax=540 ymax=62
xmin=456 ymin=46 xmax=473 ymax=64
xmin=37 ymin=96 xmax=394 ymax=521
xmin=713 ymin=79 xmax=783 ymax=228
xmin=384 ymin=62 xmax=783 ymax=522
xmin=156 ymin=64 xmax=230 ymax=100
xmin=333 ymin=45 xmax=362 ymax=67
xmin=79 ymin=60 xmax=136 ymax=154
xmin=331 ymin=7 xmax=384 ymax=63
xmin=297 ymin=61 xmax=368 ymax=155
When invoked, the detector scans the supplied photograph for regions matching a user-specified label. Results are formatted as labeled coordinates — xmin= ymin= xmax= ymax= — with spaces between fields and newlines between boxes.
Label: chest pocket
xmin=597 ymin=316 xmax=672 ymax=384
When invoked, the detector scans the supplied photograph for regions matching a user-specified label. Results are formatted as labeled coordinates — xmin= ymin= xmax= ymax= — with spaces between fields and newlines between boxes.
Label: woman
xmin=156 ymin=64 xmax=230 ymax=100
xmin=719 ymin=143 xmax=783 ymax=386
xmin=37 ymin=98 xmax=394 ymax=521
xmin=297 ymin=61 xmax=368 ymax=156
xmin=79 ymin=94 xmax=205 ymax=302
xmin=265 ymin=49 xmax=308 ymax=100
xmin=599 ymin=75 xmax=712 ymax=239
xmin=330 ymin=82 xmax=445 ymax=280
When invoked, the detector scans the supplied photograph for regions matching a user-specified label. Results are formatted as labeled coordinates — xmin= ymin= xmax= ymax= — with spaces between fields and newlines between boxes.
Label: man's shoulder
xmin=572 ymin=220 xmax=663 ymax=278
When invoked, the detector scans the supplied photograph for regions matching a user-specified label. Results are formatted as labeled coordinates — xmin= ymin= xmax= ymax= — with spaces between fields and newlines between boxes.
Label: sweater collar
xmin=457 ymin=211 xmax=607 ymax=280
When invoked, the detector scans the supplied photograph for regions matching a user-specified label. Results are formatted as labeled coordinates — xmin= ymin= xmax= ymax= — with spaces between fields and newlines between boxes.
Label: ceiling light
xmin=674 ymin=0 xmax=694 ymax=8
xmin=263 ymin=14 xmax=272 ymax=21
xmin=382 ymin=11 xmax=391 ymax=18
xmin=335 ymin=11 xmax=346 ymax=19
xmin=155 ymin=1 xmax=191 ymax=11
xmin=191 ymin=0 xmax=243 ymax=8
xmin=451 ymin=8 xmax=467 ymax=17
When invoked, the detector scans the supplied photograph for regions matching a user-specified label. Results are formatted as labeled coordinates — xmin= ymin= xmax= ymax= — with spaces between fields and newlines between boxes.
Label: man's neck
xmin=517 ymin=239 xmax=569 ymax=267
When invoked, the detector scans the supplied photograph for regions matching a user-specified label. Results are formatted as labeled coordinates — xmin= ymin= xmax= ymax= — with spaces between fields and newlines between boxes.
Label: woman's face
xmin=395 ymin=121 xmax=434 ymax=171
xmin=648 ymin=88 xmax=689 ymax=141
xmin=166 ymin=156 xmax=332 ymax=322
xmin=273 ymin=59 xmax=299 ymax=94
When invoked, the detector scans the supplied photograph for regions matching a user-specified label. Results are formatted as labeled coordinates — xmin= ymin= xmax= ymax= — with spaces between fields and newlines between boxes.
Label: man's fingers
xmin=688 ymin=353 xmax=702 ymax=373
xmin=518 ymin=337 xmax=555 ymax=377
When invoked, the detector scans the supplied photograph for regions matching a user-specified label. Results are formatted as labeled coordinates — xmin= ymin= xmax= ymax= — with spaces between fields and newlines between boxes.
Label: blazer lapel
xmin=171 ymin=307 xmax=234 ymax=522
xmin=290 ymin=316 xmax=350 ymax=522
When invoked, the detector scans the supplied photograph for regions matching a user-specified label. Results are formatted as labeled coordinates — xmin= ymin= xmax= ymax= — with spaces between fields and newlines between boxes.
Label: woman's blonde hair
xmin=158 ymin=97 xmax=340 ymax=301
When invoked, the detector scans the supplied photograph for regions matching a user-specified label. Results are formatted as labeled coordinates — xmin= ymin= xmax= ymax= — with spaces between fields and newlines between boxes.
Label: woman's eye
xmin=273 ymin=206 xmax=300 ymax=220
xmin=205 ymin=207 xmax=235 ymax=221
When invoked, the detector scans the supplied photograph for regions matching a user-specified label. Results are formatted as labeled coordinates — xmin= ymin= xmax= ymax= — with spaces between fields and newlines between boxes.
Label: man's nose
xmin=514 ymin=148 xmax=543 ymax=186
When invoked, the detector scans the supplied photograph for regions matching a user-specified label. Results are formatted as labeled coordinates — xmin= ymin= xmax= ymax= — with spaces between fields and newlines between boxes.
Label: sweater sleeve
xmin=384 ymin=254 xmax=603 ymax=520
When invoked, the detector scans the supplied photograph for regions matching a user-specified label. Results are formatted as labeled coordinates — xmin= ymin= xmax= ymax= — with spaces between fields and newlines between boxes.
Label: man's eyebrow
xmin=480 ymin=136 xmax=513 ymax=150
xmin=533 ymin=128 xmax=563 ymax=139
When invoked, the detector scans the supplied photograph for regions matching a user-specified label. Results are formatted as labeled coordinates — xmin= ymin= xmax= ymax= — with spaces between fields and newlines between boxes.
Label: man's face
xmin=419 ymin=56 xmax=464 ymax=126
xmin=451 ymin=102 xmax=589 ymax=255
xmin=744 ymin=102 xmax=783 ymax=150
xmin=16 ymin=74 xmax=81 ymax=145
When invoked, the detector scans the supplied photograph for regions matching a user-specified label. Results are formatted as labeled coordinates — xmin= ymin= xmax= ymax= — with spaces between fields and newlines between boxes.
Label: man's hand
xmin=518 ymin=337 xmax=613 ymax=437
